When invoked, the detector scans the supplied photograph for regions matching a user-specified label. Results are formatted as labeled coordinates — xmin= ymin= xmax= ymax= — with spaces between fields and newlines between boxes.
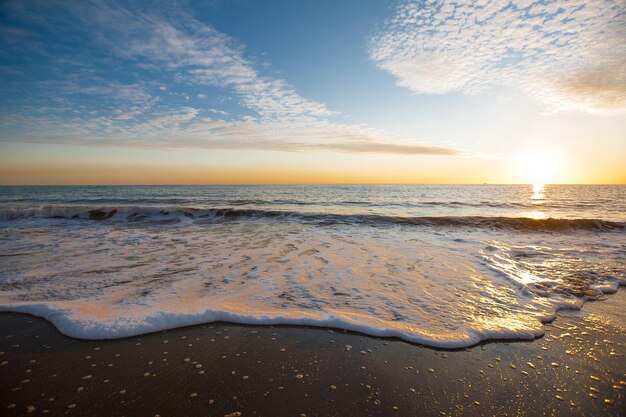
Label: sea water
xmin=0 ymin=184 xmax=624 ymax=348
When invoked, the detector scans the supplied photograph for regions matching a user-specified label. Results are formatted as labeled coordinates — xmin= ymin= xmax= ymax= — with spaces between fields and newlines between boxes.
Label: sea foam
xmin=1 ymin=213 xmax=623 ymax=348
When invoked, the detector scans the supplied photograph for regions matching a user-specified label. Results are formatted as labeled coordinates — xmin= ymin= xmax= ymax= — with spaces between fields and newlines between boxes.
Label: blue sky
xmin=0 ymin=0 xmax=624 ymax=184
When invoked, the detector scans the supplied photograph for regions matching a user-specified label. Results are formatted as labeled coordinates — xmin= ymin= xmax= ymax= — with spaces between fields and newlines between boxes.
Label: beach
xmin=2 ymin=0 xmax=625 ymax=414
xmin=1 ymin=289 xmax=624 ymax=416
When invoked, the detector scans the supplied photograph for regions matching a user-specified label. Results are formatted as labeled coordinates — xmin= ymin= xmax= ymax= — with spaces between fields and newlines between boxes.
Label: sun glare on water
xmin=528 ymin=183 xmax=547 ymax=218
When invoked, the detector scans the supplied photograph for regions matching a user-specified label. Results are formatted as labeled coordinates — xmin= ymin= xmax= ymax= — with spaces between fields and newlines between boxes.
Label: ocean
xmin=0 ymin=184 xmax=624 ymax=348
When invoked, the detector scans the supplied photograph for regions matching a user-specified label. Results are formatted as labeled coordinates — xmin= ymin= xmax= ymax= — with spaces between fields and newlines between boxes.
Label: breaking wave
xmin=1 ymin=205 xmax=623 ymax=232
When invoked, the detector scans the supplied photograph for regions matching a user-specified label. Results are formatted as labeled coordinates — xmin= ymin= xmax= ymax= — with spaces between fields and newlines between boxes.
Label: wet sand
xmin=1 ymin=291 xmax=624 ymax=417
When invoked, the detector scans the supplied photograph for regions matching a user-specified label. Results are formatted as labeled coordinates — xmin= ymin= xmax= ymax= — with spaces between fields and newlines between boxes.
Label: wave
xmin=5 ymin=198 xmax=613 ymax=210
xmin=0 ymin=205 xmax=623 ymax=231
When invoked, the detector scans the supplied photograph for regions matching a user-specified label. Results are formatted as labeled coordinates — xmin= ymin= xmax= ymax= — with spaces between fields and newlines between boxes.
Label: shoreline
xmin=2 ymin=280 xmax=624 ymax=348
xmin=1 ymin=291 xmax=624 ymax=416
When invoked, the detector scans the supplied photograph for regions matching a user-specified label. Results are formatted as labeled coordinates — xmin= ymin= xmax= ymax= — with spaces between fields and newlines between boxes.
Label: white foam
xmin=0 ymin=219 xmax=623 ymax=348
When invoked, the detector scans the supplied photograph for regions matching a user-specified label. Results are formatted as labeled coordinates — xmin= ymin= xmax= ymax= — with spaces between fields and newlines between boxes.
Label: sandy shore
xmin=1 ymin=291 xmax=624 ymax=417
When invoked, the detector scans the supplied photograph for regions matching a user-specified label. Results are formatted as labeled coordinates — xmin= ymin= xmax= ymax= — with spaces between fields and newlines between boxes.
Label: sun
xmin=519 ymin=151 xmax=561 ymax=185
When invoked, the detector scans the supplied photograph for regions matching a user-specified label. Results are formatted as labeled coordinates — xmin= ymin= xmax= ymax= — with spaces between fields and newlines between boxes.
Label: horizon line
xmin=1 ymin=183 xmax=624 ymax=187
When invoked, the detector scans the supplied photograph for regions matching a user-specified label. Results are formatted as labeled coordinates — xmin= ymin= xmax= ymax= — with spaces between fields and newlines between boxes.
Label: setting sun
xmin=519 ymin=152 xmax=562 ymax=184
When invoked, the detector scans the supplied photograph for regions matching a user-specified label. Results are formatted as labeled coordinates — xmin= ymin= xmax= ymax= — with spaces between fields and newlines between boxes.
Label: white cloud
xmin=0 ymin=111 xmax=462 ymax=156
xmin=209 ymin=108 xmax=229 ymax=116
xmin=66 ymin=2 xmax=335 ymax=123
xmin=369 ymin=0 xmax=626 ymax=114
xmin=130 ymin=107 xmax=200 ymax=132
xmin=0 ymin=0 xmax=461 ymax=156
xmin=60 ymin=80 xmax=152 ymax=102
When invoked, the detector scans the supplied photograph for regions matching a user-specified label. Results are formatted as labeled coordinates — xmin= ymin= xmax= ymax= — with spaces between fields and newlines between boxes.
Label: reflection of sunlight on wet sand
xmin=581 ymin=290 xmax=626 ymax=332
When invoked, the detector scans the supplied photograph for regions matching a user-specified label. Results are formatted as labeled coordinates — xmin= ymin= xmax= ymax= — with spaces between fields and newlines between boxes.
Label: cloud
xmin=529 ymin=60 xmax=626 ymax=114
xmin=130 ymin=107 xmax=200 ymax=132
xmin=209 ymin=108 xmax=229 ymax=116
xmin=59 ymin=80 xmax=153 ymax=103
xmin=63 ymin=1 xmax=335 ymax=122
xmin=0 ymin=111 xmax=463 ymax=156
xmin=0 ymin=0 xmax=460 ymax=156
xmin=369 ymin=0 xmax=626 ymax=114
xmin=306 ymin=141 xmax=460 ymax=156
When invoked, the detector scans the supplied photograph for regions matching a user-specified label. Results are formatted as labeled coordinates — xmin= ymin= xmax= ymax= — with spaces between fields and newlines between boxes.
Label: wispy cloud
xmin=0 ymin=111 xmax=464 ymax=156
xmin=306 ymin=141 xmax=460 ymax=155
xmin=0 ymin=0 xmax=460 ymax=156
xmin=70 ymin=2 xmax=335 ymax=122
xmin=63 ymin=81 xmax=152 ymax=103
xmin=369 ymin=0 xmax=626 ymax=114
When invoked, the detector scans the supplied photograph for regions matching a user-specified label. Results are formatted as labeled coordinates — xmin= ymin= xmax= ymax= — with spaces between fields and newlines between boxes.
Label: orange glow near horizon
xmin=1 ymin=144 xmax=625 ymax=186
xmin=2 ymin=160 xmax=625 ymax=186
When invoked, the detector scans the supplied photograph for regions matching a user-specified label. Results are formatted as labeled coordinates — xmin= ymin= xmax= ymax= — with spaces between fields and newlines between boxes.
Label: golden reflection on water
xmin=528 ymin=184 xmax=546 ymax=218
xmin=531 ymin=183 xmax=545 ymax=202
xmin=528 ymin=210 xmax=547 ymax=219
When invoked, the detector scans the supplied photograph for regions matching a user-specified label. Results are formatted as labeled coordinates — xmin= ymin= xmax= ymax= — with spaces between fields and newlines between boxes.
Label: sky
xmin=0 ymin=0 xmax=624 ymax=185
